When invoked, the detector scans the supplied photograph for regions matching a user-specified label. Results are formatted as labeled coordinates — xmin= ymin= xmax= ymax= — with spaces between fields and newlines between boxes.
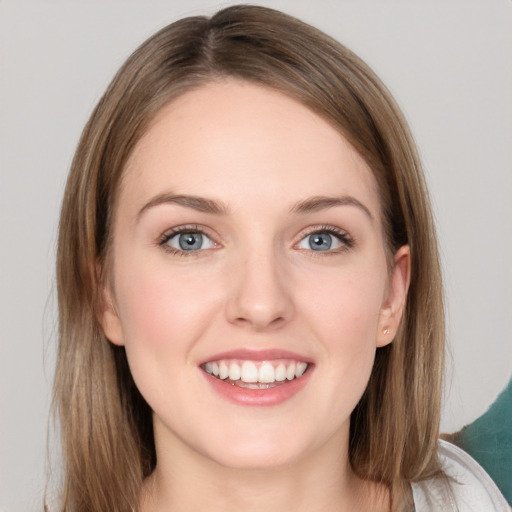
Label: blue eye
xmin=163 ymin=231 xmax=215 ymax=252
xmin=307 ymin=233 xmax=333 ymax=251
xmin=297 ymin=229 xmax=350 ymax=252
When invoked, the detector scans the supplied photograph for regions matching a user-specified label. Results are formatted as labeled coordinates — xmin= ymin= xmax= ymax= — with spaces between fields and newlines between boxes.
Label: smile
xmin=202 ymin=359 xmax=309 ymax=389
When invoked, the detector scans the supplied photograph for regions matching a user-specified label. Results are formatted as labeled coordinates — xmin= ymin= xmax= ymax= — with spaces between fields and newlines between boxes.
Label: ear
xmin=96 ymin=265 xmax=125 ymax=346
xmin=377 ymin=245 xmax=410 ymax=347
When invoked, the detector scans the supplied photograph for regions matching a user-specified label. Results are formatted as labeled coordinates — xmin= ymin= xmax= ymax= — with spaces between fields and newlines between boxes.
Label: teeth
xmin=286 ymin=362 xmax=296 ymax=381
xmin=275 ymin=363 xmax=287 ymax=382
xmin=203 ymin=359 xmax=309 ymax=384
xmin=258 ymin=362 xmax=275 ymax=383
xmin=229 ymin=362 xmax=241 ymax=381
xmin=241 ymin=361 xmax=258 ymax=383
xmin=219 ymin=361 xmax=229 ymax=380
xmin=295 ymin=362 xmax=307 ymax=378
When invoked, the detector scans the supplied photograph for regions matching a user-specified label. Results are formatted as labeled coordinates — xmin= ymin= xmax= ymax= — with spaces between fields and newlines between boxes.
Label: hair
xmin=52 ymin=5 xmax=445 ymax=511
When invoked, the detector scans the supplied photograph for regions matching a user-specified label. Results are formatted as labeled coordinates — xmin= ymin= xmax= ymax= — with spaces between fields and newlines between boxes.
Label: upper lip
xmin=199 ymin=348 xmax=313 ymax=365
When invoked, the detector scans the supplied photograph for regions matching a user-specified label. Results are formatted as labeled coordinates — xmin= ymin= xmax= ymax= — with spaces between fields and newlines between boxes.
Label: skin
xmin=100 ymin=79 xmax=410 ymax=512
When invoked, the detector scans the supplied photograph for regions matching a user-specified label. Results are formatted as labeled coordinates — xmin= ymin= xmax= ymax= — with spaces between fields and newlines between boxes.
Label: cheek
xmin=111 ymin=257 xmax=223 ymax=414
xmin=113 ymin=255 xmax=220 ymax=354
xmin=301 ymin=266 xmax=386 ymax=345
xmin=298 ymin=265 xmax=387 ymax=405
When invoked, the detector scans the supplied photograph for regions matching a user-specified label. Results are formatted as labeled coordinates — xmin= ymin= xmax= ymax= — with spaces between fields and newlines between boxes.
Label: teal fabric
xmin=452 ymin=377 xmax=512 ymax=505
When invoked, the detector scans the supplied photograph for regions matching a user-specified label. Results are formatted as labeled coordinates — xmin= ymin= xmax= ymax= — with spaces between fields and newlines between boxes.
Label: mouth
xmin=201 ymin=359 xmax=310 ymax=389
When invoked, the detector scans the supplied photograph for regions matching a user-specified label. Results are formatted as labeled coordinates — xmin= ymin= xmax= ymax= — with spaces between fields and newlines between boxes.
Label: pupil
xmin=179 ymin=233 xmax=202 ymax=250
xmin=310 ymin=233 xmax=331 ymax=250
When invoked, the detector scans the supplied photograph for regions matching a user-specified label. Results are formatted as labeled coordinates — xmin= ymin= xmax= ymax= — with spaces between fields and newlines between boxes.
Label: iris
xmin=308 ymin=233 xmax=333 ymax=251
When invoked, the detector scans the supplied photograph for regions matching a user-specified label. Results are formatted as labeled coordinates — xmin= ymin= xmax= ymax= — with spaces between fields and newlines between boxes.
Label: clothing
xmin=451 ymin=377 xmax=512 ymax=504
xmin=411 ymin=440 xmax=510 ymax=511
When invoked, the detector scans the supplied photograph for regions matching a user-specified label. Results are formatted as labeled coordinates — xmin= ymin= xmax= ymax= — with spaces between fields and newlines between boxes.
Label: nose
xmin=225 ymin=249 xmax=294 ymax=331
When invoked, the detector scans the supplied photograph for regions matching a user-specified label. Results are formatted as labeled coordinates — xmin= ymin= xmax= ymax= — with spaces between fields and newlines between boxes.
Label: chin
xmin=196 ymin=427 xmax=317 ymax=472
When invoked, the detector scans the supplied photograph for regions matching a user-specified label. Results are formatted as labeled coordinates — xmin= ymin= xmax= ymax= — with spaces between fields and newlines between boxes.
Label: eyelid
xmin=293 ymin=224 xmax=354 ymax=252
xmin=158 ymin=224 xmax=220 ymax=255
xmin=156 ymin=223 xmax=353 ymax=255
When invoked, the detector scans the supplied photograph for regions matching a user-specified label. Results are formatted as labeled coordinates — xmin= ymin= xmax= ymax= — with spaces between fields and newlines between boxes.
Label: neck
xmin=139 ymin=428 xmax=389 ymax=512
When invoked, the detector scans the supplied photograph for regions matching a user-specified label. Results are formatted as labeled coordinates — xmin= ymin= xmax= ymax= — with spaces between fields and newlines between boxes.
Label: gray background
xmin=1 ymin=1 xmax=511 ymax=510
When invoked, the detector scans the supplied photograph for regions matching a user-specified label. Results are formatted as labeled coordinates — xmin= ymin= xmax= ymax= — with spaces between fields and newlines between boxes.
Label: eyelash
xmin=158 ymin=224 xmax=216 ymax=256
xmin=296 ymin=225 xmax=354 ymax=254
xmin=157 ymin=224 xmax=354 ymax=256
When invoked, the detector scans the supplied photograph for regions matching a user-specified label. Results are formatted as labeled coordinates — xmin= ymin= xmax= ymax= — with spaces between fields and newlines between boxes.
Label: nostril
xmin=269 ymin=316 xmax=286 ymax=327
xmin=231 ymin=314 xmax=287 ymax=330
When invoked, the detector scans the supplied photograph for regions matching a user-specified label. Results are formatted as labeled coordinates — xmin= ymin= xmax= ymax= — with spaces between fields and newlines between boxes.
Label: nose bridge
xmin=226 ymin=238 xmax=294 ymax=330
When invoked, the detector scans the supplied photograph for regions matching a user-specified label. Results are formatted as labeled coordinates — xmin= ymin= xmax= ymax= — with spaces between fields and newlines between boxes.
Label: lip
xmin=199 ymin=348 xmax=314 ymax=407
xmin=198 ymin=348 xmax=313 ymax=366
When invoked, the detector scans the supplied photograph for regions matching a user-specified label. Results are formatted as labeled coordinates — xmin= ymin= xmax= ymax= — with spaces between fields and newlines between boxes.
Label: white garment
xmin=411 ymin=440 xmax=510 ymax=511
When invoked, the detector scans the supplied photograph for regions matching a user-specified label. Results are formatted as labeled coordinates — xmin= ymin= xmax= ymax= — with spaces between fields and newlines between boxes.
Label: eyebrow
xmin=290 ymin=195 xmax=373 ymax=220
xmin=137 ymin=193 xmax=229 ymax=221
xmin=137 ymin=192 xmax=373 ymax=222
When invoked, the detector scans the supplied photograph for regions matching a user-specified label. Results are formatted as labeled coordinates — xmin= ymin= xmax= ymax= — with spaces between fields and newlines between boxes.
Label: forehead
xmin=120 ymin=79 xmax=381 ymax=218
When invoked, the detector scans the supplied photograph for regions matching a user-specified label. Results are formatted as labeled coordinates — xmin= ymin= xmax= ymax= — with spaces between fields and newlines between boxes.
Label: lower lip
xmin=202 ymin=368 xmax=313 ymax=406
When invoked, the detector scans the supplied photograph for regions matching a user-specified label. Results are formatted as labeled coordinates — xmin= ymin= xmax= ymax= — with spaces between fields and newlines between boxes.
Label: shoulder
xmin=411 ymin=440 xmax=510 ymax=512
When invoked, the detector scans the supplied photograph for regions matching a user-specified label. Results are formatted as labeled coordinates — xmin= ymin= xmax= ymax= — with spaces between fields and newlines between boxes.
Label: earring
xmin=383 ymin=328 xmax=390 ymax=335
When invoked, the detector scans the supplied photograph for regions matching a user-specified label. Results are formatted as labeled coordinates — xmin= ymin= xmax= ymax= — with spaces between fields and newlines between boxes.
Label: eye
xmin=160 ymin=228 xmax=216 ymax=253
xmin=296 ymin=228 xmax=352 ymax=252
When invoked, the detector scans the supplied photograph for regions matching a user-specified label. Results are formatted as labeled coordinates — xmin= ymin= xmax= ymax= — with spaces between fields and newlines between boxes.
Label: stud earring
xmin=383 ymin=328 xmax=390 ymax=335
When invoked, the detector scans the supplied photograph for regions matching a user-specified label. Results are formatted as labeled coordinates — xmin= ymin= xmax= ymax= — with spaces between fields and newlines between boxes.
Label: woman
xmin=51 ymin=5 xmax=508 ymax=511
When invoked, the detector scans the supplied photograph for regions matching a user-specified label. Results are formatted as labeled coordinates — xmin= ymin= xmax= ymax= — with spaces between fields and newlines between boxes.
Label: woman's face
xmin=101 ymin=80 xmax=409 ymax=471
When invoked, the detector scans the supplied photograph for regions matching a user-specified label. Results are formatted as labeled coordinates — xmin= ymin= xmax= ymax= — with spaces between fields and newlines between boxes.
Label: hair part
xmin=53 ymin=5 xmax=444 ymax=511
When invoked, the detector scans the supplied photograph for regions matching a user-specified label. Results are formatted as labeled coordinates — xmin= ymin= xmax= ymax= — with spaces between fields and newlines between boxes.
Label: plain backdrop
xmin=0 ymin=1 xmax=511 ymax=510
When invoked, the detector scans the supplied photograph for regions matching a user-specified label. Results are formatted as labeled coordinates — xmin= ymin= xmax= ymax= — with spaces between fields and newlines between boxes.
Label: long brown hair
xmin=52 ymin=5 xmax=444 ymax=511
